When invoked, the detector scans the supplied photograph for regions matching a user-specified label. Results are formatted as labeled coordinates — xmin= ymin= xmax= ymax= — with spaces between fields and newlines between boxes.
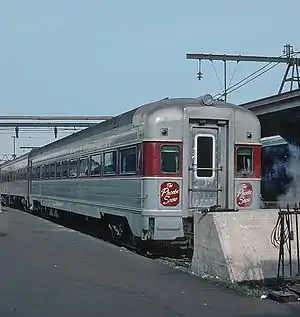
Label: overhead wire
xmin=213 ymin=51 xmax=300 ymax=99
xmin=223 ymin=62 xmax=280 ymax=95
xmin=210 ymin=60 xmax=223 ymax=90
xmin=228 ymin=61 xmax=239 ymax=87
xmin=213 ymin=61 xmax=279 ymax=99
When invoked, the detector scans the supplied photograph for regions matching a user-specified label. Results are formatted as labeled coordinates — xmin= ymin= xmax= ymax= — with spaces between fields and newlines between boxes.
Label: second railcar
xmin=0 ymin=153 xmax=30 ymax=209
xmin=261 ymin=135 xmax=299 ymax=202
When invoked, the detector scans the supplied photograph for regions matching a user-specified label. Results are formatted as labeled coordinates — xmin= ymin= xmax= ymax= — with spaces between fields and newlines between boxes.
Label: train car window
xmin=50 ymin=163 xmax=55 ymax=179
xmin=103 ymin=151 xmax=116 ymax=175
xmin=195 ymin=136 xmax=214 ymax=178
xmin=79 ymin=157 xmax=89 ymax=177
xmin=42 ymin=165 xmax=48 ymax=179
xmin=46 ymin=165 xmax=50 ymax=179
xmin=69 ymin=159 xmax=78 ymax=178
xmin=160 ymin=145 xmax=180 ymax=174
xmin=120 ymin=147 xmax=137 ymax=174
xmin=36 ymin=166 xmax=40 ymax=180
xmin=55 ymin=162 xmax=61 ymax=179
xmin=31 ymin=167 xmax=35 ymax=180
xmin=236 ymin=147 xmax=253 ymax=177
xmin=90 ymin=155 xmax=102 ymax=176
xmin=62 ymin=161 xmax=68 ymax=178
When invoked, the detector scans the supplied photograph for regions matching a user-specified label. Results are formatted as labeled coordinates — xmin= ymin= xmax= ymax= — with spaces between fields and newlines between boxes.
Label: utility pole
xmin=186 ymin=44 xmax=300 ymax=101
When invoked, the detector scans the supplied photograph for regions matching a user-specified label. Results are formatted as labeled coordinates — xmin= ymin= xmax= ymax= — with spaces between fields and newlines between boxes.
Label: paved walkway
xmin=0 ymin=207 xmax=299 ymax=317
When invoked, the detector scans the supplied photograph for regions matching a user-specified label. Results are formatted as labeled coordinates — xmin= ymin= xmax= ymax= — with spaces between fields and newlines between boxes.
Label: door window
xmin=195 ymin=135 xmax=215 ymax=178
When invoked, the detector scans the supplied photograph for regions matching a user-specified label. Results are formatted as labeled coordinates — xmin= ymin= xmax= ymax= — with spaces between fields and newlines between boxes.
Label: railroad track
xmin=3 ymin=204 xmax=193 ymax=266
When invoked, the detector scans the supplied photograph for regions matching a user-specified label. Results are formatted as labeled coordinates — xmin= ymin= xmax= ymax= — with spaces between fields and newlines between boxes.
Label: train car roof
xmin=261 ymin=135 xmax=288 ymax=147
xmin=0 ymin=151 xmax=30 ymax=169
xmin=30 ymin=97 xmax=256 ymax=157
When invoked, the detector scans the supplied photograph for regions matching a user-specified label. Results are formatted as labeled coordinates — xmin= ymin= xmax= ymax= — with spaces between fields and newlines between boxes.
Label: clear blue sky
xmin=0 ymin=0 xmax=299 ymax=156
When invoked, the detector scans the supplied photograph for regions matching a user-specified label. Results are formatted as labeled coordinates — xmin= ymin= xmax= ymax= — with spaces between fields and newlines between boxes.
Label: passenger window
xmin=50 ymin=164 xmax=55 ymax=179
xmin=90 ymin=154 xmax=102 ymax=176
xmin=36 ymin=166 xmax=40 ymax=180
xmin=236 ymin=147 xmax=253 ymax=177
xmin=79 ymin=157 xmax=90 ymax=177
xmin=160 ymin=145 xmax=180 ymax=174
xmin=42 ymin=165 xmax=49 ymax=179
xmin=55 ymin=162 xmax=61 ymax=179
xmin=103 ymin=151 xmax=117 ymax=175
xmin=46 ymin=165 xmax=50 ymax=179
xmin=196 ymin=136 xmax=214 ymax=178
xmin=69 ymin=159 xmax=78 ymax=178
xmin=62 ymin=161 xmax=68 ymax=178
xmin=120 ymin=147 xmax=137 ymax=174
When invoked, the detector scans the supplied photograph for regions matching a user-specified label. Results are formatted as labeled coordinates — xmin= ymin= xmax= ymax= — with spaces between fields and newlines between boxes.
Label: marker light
xmin=201 ymin=94 xmax=214 ymax=106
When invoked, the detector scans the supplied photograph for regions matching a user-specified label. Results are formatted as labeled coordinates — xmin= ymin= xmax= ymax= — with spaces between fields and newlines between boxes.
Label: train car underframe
xmin=1 ymin=194 xmax=28 ymax=211
xmin=1 ymin=193 xmax=193 ymax=257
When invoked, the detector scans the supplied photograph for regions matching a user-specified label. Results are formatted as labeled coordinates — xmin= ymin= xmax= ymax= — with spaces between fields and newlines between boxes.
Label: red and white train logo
xmin=160 ymin=182 xmax=180 ymax=207
xmin=236 ymin=183 xmax=253 ymax=208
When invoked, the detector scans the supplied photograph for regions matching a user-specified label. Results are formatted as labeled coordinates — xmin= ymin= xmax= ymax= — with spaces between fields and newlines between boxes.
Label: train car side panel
xmin=233 ymin=109 xmax=261 ymax=209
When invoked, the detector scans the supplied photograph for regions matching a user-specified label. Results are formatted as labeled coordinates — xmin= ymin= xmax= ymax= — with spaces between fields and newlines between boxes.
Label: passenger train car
xmin=261 ymin=135 xmax=295 ymax=202
xmin=0 ymin=95 xmax=262 ymax=253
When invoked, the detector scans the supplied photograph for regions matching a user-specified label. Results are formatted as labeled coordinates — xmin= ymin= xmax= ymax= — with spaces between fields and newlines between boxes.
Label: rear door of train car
xmin=186 ymin=117 xmax=229 ymax=212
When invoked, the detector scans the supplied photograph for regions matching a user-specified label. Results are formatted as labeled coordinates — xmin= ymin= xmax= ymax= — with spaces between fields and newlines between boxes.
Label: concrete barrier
xmin=192 ymin=210 xmax=300 ymax=283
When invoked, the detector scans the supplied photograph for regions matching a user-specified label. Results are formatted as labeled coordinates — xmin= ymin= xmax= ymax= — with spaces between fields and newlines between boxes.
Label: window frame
xmin=89 ymin=153 xmax=102 ymax=177
xmin=42 ymin=164 xmax=49 ymax=180
xmin=78 ymin=157 xmax=90 ymax=178
xmin=160 ymin=144 xmax=180 ymax=175
xmin=50 ymin=163 xmax=56 ymax=179
xmin=235 ymin=146 xmax=254 ymax=177
xmin=103 ymin=150 xmax=117 ymax=176
xmin=61 ymin=160 xmax=68 ymax=179
xmin=68 ymin=159 xmax=78 ymax=178
xmin=36 ymin=166 xmax=40 ymax=180
xmin=119 ymin=146 xmax=138 ymax=175
xmin=55 ymin=162 xmax=61 ymax=179
xmin=193 ymin=134 xmax=216 ymax=180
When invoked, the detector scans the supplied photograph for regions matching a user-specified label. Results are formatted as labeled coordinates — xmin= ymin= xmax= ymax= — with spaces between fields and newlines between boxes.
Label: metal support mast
xmin=279 ymin=44 xmax=300 ymax=93
xmin=186 ymin=44 xmax=300 ymax=101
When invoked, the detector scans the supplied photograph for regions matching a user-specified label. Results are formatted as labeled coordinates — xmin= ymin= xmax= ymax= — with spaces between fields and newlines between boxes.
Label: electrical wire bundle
xmin=270 ymin=210 xmax=292 ymax=251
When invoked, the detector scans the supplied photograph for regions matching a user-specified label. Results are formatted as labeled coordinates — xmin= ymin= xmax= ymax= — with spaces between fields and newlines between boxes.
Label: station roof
xmin=241 ymin=89 xmax=300 ymax=142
